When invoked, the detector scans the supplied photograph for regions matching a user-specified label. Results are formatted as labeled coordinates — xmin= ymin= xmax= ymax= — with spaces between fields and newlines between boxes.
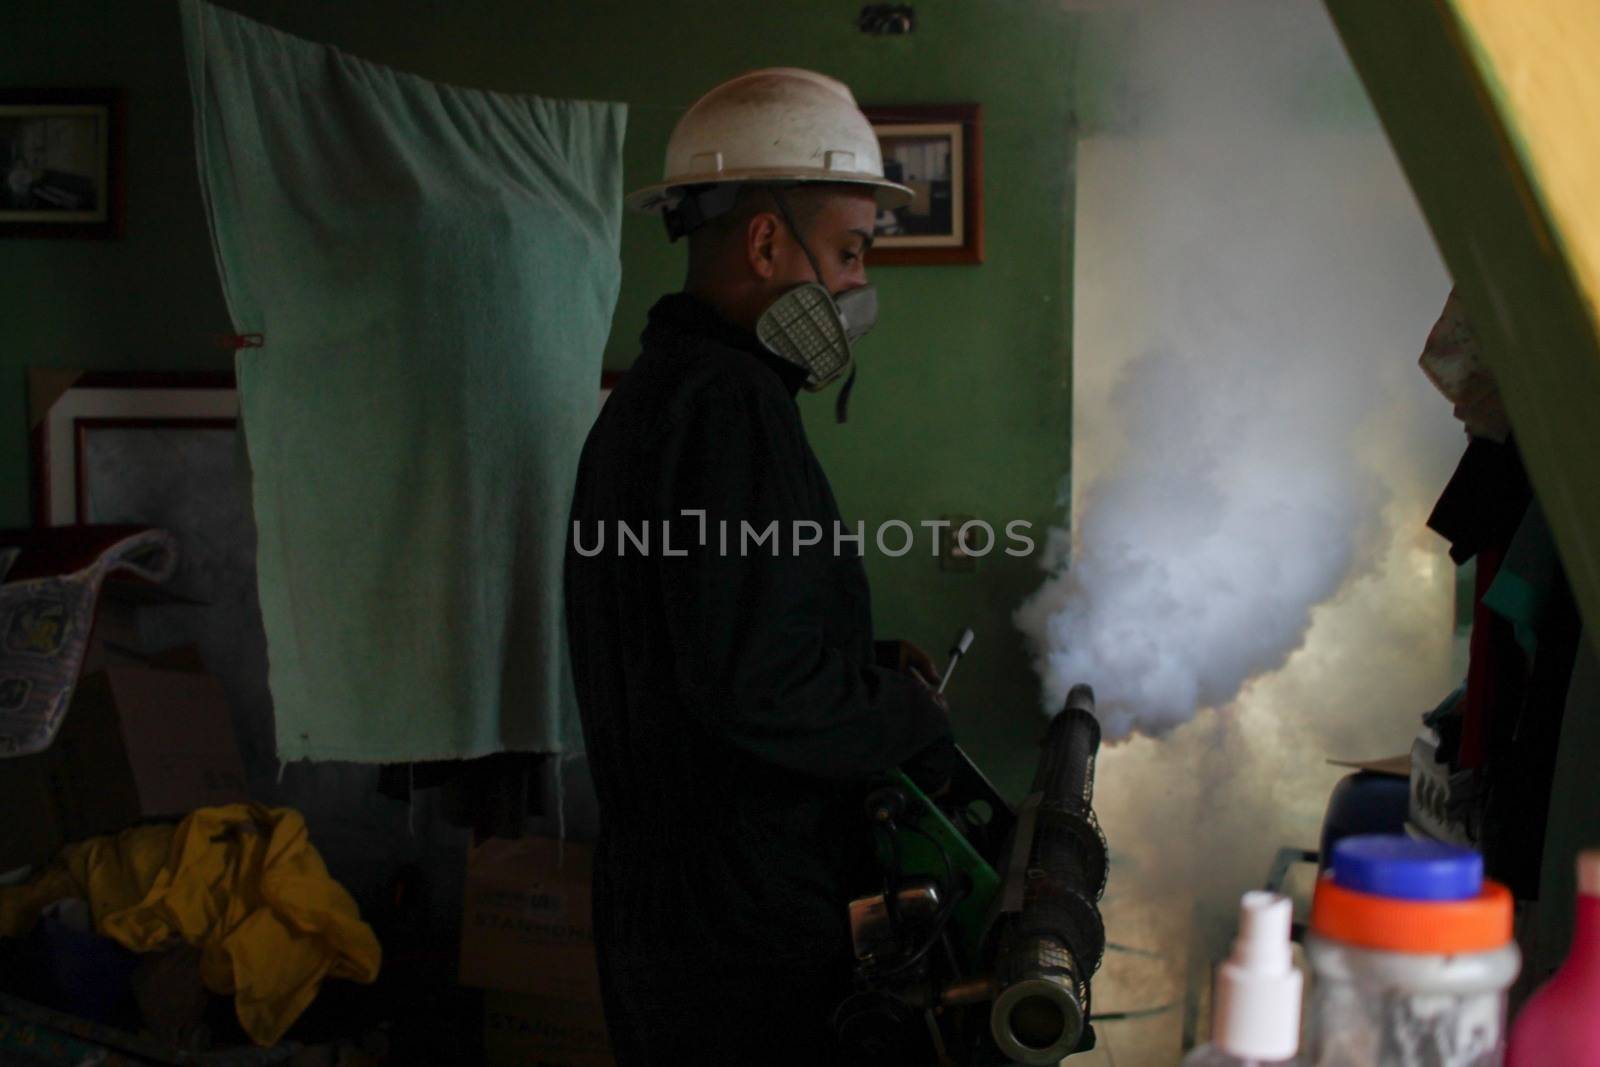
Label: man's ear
xmin=745 ymin=211 xmax=780 ymax=280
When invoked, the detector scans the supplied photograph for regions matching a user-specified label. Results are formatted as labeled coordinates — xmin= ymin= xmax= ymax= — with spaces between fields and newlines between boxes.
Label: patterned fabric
xmin=0 ymin=528 xmax=177 ymax=757
xmin=1418 ymin=287 xmax=1511 ymax=442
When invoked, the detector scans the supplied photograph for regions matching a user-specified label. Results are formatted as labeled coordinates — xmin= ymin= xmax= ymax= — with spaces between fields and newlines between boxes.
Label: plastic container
xmin=1304 ymin=835 xmax=1518 ymax=1067
xmin=1506 ymin=850 xmax=1600 ymax=1066
xmin=1181 ymin=891 xmax=1303 ymax=1067
xmin=1319 ymin=771 xmax=1409 ymax=868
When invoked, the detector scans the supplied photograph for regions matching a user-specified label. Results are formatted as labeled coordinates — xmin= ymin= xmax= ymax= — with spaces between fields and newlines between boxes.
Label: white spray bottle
xmin=1181 ymin=891 xmax=1304 ymax=1067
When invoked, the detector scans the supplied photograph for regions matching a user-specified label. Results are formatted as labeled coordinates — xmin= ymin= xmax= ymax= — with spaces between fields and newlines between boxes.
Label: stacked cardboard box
xmin=0 ymin=593 xmax=247 ymax=874
xmin=459 ymin=837 xmax=613 ymax=1067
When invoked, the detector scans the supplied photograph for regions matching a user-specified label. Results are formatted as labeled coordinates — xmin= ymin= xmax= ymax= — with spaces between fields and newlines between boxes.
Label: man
xmin=564 ymin=69 xmax=955 ymax=1064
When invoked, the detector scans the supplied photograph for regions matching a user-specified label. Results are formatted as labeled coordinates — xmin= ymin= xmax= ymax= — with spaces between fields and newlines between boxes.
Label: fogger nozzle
xmin=1063 ymin=682 xmax=1095 ymax=717
xmin=989 ymin=683 xmax=1107 ymax=1064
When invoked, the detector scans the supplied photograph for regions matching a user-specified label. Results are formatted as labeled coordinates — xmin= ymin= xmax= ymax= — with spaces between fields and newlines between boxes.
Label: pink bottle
xmin=1508 ymin=850 xmax=1600 ymax=1066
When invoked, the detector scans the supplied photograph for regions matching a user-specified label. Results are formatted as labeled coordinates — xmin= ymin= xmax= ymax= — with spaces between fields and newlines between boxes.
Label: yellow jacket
xmin=0 ymin=804 xmax=380 ymax=1046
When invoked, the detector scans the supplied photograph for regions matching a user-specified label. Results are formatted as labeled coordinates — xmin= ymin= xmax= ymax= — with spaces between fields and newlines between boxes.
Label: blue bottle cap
xmin=1331 ymin=835 xmax=1483 ymax=901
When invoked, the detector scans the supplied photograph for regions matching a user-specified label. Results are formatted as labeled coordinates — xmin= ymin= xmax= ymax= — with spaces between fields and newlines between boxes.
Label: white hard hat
xmin=627 ymin=67 xmax=914 ymax=223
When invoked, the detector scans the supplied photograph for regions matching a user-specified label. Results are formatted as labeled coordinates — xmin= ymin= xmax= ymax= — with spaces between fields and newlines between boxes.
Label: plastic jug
xmin=1304 ymin=835 xmax=1518 ymax=1067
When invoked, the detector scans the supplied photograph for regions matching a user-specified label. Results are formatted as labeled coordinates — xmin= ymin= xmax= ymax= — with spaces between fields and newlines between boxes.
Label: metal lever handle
xmin=936 ymin=627 xmax=974 ymax=695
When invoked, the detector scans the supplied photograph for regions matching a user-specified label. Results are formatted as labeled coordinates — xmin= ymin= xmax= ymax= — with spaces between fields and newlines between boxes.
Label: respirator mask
xmin=754 ymin=189 xmax=878 ymax=421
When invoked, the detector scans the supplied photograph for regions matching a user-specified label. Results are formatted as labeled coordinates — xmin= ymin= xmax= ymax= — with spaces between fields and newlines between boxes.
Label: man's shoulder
xmin=633 ymin=337 xmax=797 ymax=427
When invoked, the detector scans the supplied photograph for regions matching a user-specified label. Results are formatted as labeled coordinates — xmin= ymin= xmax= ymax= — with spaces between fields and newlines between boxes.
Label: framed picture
xmin=0 ymin=89 xmax=125 ymax=239
xmin=28 ymin=371 xmax=258 ymax=725
xmin=32 ymin=368 xmax=623 ymax=525
xmin=29 ymin=371 xmax=239 ymax=527
xmin=862 ymin=103 xmax=983 ymax=266
xmin=25 ymin=366 xmax=616 ymax=778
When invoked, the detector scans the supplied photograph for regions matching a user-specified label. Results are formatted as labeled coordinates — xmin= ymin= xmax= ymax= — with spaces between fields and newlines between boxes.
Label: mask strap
xmin=771 ymin=188 xmax=860 ymax=424
xmin=834 ymin=365 xmax=857 ymax=424
xmin=768 ymin=188 xmax=828 ymax=285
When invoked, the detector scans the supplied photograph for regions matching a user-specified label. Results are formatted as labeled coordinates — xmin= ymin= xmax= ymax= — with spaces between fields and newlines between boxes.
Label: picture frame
xmin=29 ymin=371 xmax=240 ymax=528
xmin=27 ymin=371 xmax=266 ymax=752
xmin=31 ymin=368 xmax=625 ymax=526
xmin=0 ymin=89 xmax=126 ymax=239
xmin=862 ymin=103 xmax=983 ymax=266
xmin=25 ymin=366 xmax=619 ymax=761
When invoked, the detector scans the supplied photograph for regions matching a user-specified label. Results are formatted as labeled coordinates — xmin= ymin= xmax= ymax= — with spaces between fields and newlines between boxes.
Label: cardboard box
xmin=459 ymin=837 xmax=602 ymax=1001
xmin=0 ymin=602 xmax=155 ymax=873
xmin=462 ymin=838 xmax=611 ymax=1064
xmin=0 ymin=749 xmax=64 ymax=873
xmin=77 ymin=594 xmax=146 ymax=677
xmin=49 ymin=665 xmax=248 ymax=842
xmin=2 ymin=656 xmax=245 ymax=871
xmin=483 ymin=991 xmax=613 ymax=1067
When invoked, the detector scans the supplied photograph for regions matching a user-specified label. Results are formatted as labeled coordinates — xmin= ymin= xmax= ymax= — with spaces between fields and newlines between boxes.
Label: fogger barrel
xmin=988 ymin=684 xmax=1108 ymax=1065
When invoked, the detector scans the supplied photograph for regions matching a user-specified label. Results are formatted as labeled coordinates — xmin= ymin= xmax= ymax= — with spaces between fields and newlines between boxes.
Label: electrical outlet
xmin=940 ymin=515 xmax=977 ymax=572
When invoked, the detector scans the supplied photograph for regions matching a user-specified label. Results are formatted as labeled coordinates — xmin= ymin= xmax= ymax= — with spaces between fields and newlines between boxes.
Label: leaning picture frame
xmin=0 ymin=89 xmax=125 ymax=239
xmin=31 ymin=368 xmax=624 ymax=527
xmin=29 ymin=371 xmax=240 ymax=528
xmin=22 ymin=365 xmax=616 ymax=754
xmin=862 ymin=103 xmax=983 ymax=266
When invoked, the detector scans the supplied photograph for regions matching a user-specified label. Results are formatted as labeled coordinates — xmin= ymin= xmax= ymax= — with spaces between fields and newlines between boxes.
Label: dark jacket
xmin=563 ymin=293 xmax=952 ymax=1062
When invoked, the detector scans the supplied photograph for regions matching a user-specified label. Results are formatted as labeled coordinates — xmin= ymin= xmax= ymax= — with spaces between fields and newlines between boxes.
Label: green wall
xmin=1 ymin=1 xmax=1079 ymax=795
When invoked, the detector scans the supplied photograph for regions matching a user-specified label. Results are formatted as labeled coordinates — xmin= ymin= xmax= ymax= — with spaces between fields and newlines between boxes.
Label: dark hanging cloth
xmin=1460 ymin=544 xmax=1524 ymax=770
xmin=1427 ymin=438 xmax=1534 ymax=770
xmin=375 ymin=753 xmax=545 ymax=841
xmin=1424 ymin=440 xmax=1585 ymax=900
xmin=1426 ymin=437 xmax=1531 ymax=565
xmin=1481 ymin=582 xmax=1580 ymax=900
xmin=1479 ymin=506 xmax=1583 ymax=900
xmin=564 ymin=292 xmax=952 ymax=1065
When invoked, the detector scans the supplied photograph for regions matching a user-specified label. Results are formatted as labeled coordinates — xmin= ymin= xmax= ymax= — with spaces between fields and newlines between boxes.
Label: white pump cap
xmin=1212 ymin=891 xmax=1302 ymax=1061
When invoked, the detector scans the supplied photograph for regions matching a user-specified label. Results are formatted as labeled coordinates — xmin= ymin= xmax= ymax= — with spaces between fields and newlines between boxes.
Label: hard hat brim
xmin=626 ymin=170 xmax=915 ymax=215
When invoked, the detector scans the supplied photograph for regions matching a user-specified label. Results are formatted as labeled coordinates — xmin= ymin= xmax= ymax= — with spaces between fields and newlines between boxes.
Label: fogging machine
xmin=835 ymin=684 xmax=1108 ymax=1065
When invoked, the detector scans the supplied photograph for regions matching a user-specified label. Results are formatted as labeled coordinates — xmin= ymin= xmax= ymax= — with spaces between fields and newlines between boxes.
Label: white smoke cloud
xmin=1029 ymin=9 xmax=1468 ymax=1057
xmin=1015 ymin=0 xmax=1461 ymax=741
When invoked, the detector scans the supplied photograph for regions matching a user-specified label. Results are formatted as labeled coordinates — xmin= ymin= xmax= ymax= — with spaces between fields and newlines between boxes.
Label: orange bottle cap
xmin=1311 ymin=872 xmax=1513 ymax=954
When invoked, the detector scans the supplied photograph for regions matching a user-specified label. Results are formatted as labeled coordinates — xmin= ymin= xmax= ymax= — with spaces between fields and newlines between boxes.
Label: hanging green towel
xmin=180 ymin=0 xmax=625 ymax=761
